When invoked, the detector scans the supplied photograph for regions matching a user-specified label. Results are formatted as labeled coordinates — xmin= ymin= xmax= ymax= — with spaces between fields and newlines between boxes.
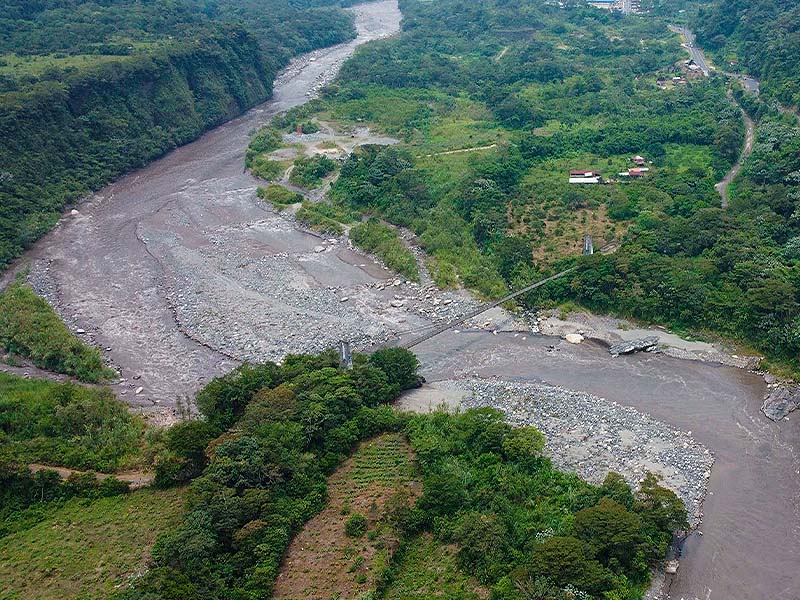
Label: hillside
xmin=0 ymin=0 xmax=356 ymax=269
xmin=695 ymin=0 xmax=800 ymax=108
xmin=246 ymin=0 xmax=800 ymax=373
xmin=0 ymin=488 xmax=184 ymax=600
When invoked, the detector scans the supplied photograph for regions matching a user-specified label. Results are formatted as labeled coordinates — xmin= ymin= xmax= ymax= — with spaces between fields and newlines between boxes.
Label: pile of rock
xmin=761 ymin=382 xmax=800 ymax=421
xmin=454 ymin=378 xmax=713 ymax=526
xmin=609 ymin=336 xmax=660 ymax=357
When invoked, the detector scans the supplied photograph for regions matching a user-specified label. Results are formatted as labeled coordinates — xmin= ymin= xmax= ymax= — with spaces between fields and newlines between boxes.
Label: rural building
xmin=632 ymin=155 xmax=646 ymax=165
xmin=569 ymin=170 xmax=602 ymax=184
xmin=618 ymin=167 xmax=650 ymax=177
xmin=587 ymin=0 xmax=616 ymax=9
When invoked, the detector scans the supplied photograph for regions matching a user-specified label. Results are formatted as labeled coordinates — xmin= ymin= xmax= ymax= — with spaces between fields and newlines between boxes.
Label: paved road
xmin=672 ymin=26 xmax=712 ymax=76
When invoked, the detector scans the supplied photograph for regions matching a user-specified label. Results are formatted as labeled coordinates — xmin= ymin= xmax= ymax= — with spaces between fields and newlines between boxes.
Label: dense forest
xmin=102 ymin=349 xmax=680 ymax=599
xmin=247 ymin=0 xmax=800 ymax=372
xmin=695 ymin=0 xmax=800 ymax=108
xmin=0 ymin=0 xmax=356 ymax=268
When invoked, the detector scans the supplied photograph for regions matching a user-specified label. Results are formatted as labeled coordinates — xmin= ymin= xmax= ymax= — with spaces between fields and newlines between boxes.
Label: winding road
xmin=4 ymin=5 xmax=800 ymax=599
xmin=716 ymin=101 xmax=755 ymax=208
xmin=671 ymin=26 xmax=756 ymax=208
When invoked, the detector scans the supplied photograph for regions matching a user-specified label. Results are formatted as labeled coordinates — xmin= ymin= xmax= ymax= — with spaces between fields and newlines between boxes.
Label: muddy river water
xmin=6 ymin=1 xmax=800 ymax=598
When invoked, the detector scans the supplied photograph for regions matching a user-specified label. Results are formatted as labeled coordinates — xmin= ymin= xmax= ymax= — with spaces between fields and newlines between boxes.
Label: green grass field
xmin=383 ymin=534 xmax=487 ymax=599
xmin=0 ymin=282 xmax=114 ymax=382
xmin=0 ymin=488 xmax=184 ymax=600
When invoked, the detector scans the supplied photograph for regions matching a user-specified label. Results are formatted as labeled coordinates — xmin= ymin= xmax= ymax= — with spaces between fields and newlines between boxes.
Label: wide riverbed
xmin=6 ymin=1 xmax=800 ymax=598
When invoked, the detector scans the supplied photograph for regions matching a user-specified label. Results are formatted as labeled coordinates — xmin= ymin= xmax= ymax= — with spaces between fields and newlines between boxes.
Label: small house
xmin=618 ymin=167 xmax=649 ymax=178
xmin=632 ymin=155 xmax=646 ymax=165
xmin=569 ymin=170 xmax=602 ymax=184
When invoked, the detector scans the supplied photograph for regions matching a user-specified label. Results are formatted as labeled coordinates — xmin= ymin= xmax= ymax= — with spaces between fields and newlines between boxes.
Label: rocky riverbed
xmin=400 ymin=379 xmax=713 ymax=527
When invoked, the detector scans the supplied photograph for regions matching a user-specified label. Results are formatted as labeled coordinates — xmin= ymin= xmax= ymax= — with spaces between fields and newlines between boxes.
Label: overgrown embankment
xmin=0 ymin=31 xmax=273 ymax=267
xmin=0 ymin=281 xmax=114 ymax=382
xmin=0 ymin=0 xmax=357 ymax=269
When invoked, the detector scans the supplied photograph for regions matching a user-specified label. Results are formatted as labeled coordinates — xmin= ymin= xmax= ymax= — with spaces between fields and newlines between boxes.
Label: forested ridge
xmin=695 ymin=0 xmax=800 ymax=108
xmin=0 ymin=0 xmax=356 ymax=268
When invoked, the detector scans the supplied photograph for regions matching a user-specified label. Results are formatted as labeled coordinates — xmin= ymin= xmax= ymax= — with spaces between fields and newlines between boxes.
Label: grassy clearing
xmin=0 ymin=372 xmax=147 ymax=472
xmin=257 ymin=185 xmax=304 ymax=210
xmin=295 ymin=201 xmax=354 ymax=235
xmin=0 ymin=488 xmax=184 ymax=600
xmin=0 ymin=282 xmax=114 ymax=382
xmin=383 ymin=534 xmax=487 ymax=600
xmin=350 ymin=219 xmax=420 ymax=281
xmin=273 ymin=432 xmax=420 ymax=600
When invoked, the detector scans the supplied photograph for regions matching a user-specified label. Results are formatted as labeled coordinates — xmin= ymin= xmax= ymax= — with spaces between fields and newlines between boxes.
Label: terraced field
xmin=273 ymin=433 xmax=420 ymax=600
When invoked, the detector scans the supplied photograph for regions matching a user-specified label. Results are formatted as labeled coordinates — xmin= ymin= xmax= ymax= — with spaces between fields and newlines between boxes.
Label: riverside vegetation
xmin=0 ymin=280 xmax=114 ymax=382
xmin=121 ymin=348 xmax=683 ymax=600
xmin=0 ymin=348 xmax=685 ymax=599
xmin=248 ymin=0 xmax=800 ymax=373
xmin=0 ymin=0 xmax=359 ymax=269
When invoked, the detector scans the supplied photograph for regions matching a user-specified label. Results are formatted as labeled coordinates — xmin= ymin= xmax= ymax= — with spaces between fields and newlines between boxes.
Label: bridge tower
xmin=339 ymin=340 xmax=353 ymax=370
xmin=582 ymin=234 xmax=594 ymax=256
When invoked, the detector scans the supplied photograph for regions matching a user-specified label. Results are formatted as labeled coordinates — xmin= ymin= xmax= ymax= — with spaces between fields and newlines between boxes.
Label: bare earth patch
xmin=273 ymin=433 xmax=420 ymax=600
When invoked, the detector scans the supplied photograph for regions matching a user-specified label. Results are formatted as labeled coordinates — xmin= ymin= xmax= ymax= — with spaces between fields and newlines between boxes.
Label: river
xmin=7 ymin=2 xmax=800 ymax=598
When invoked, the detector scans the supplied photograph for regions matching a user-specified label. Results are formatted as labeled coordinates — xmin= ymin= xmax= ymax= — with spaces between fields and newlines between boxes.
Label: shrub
xmin=350 ymin=219 xmax=419 ymax=281
xmin=257 ymin=185 xmax=303 ymax=209
xmin=0 ymin=282 xmax=114 ymax=382
xmin=345 ymin=512 xmax=368 ymax=537
xmin=289 ymin=155 xmax=338 ymax=188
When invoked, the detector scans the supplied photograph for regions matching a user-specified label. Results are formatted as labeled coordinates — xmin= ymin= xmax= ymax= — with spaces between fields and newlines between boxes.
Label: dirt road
xmin=671 ymin=26 xmax=755 ymax=208
xmin=716 ymin=105 xmax=754 ymax=207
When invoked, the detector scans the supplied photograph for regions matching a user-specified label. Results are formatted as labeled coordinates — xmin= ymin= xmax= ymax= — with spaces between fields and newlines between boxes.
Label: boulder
xmin=609 ymin=336 xmax=660 ymax=357
xmin=565 ymin=333 xmax=584 ymax=344
xmin=761 ymin=384 xmax=800 ymax=422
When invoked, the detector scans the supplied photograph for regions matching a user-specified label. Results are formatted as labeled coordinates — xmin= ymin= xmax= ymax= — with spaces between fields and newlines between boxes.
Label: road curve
xmin=716 ymin=101 xmax=755 ymax=208
xmin=671 ymin=26 xmax=755 ymax=208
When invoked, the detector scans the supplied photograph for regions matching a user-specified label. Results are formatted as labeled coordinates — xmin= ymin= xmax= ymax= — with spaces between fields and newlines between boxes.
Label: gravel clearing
xmin=403 ymin=378 xmax=713 ymax=527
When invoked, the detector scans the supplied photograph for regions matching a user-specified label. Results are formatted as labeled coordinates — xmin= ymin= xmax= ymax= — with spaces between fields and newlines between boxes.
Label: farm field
xmin=273 ymin=432 xmax=420 ymax=600
xmin=0 ymin=488 xmax=184 ymax=600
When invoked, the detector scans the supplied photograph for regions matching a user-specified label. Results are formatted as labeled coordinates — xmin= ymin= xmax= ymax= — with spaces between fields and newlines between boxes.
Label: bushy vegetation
xmin=257 ymin=185 xmax=304 ymax=210
xmin=124 ymin=348 xmax=419 ymax=598
xmin=0 ymin=282 xmax=114 ymax=382
xmin=350 ymin=219 xmax=420 ymax=281
xmin=0 ymin=372 xmax=157 ymax=541
xmin=117 ymin=348 xmax=681 ymax=599
xmin=295 ymin=199 xmax=361 ymax=236
xmin=389 ymin=410 xmax=685 ymax=599
xmin=0 ymin=373 xmax=146 ymax=472
xmin=289 ymin=155 xmax=339 ymax=188
xmin=0 ymin=0 xmax=357 ymax=269
xmin=695 ymin=0 xmax=800 ymax=108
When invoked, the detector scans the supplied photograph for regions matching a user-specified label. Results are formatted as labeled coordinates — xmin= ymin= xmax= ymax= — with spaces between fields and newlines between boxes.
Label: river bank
xmin=3 ymin=3 xmax=799 ymax=597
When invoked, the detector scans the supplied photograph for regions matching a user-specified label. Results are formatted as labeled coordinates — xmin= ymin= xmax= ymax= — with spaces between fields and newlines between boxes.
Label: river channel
xmin=7 ymin=1 xmax=800 ymax=598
